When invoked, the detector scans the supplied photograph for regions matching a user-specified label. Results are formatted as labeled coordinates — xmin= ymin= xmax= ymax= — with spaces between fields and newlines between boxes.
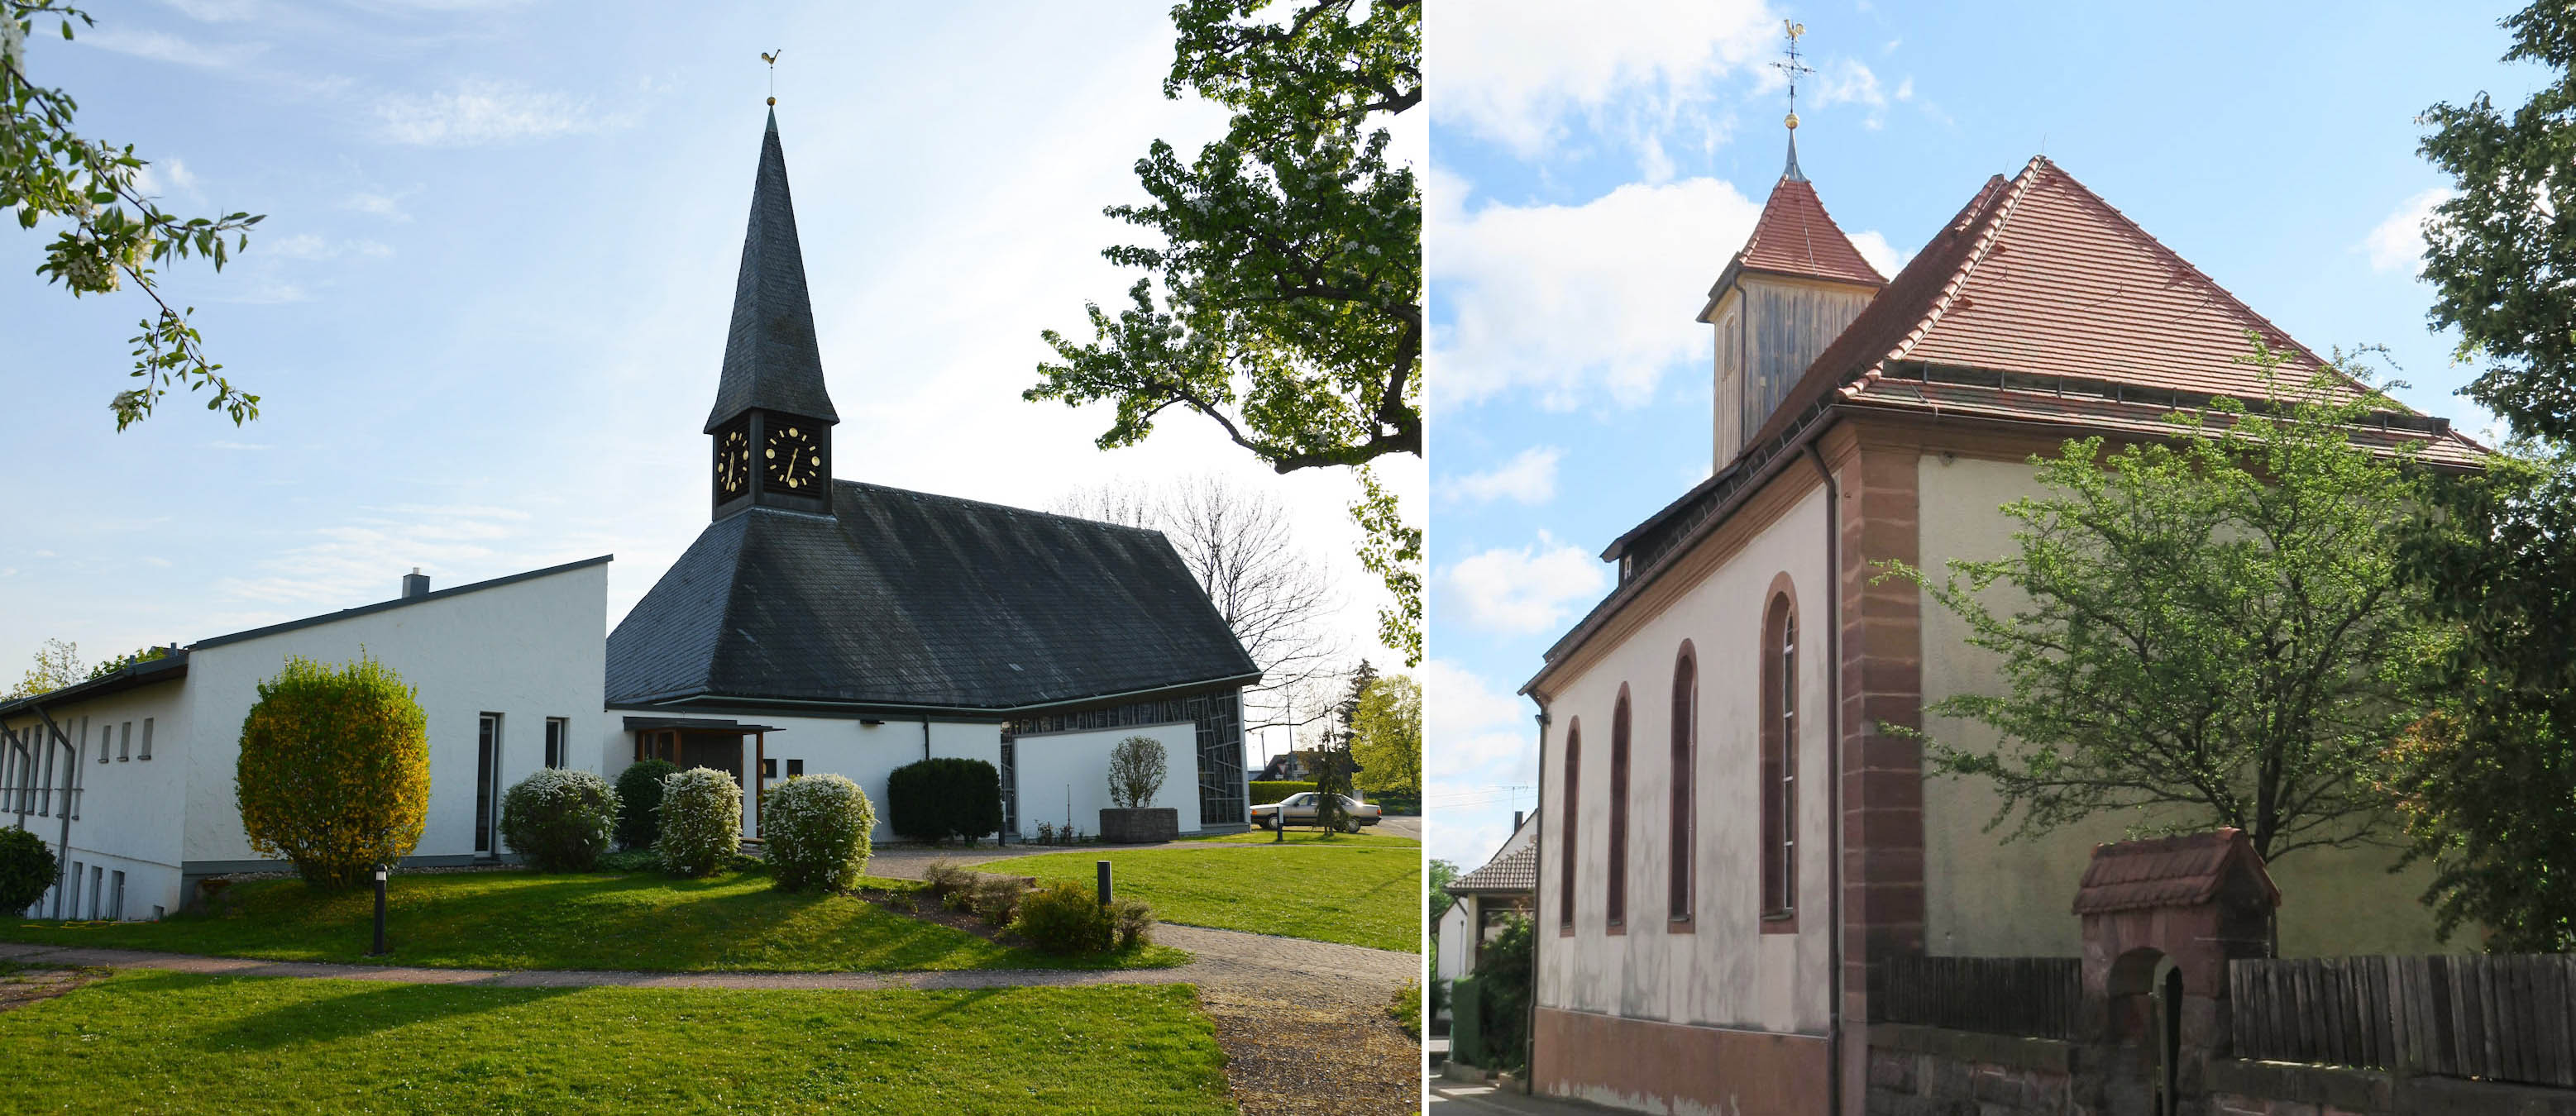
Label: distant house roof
xmin=2072 ymin=828 xmax=2279 ymax=916
xmin=606 ymin=484 xmax=1260 ymax=714
xmin=1449 ymin=842 xmax=1537 ymax=896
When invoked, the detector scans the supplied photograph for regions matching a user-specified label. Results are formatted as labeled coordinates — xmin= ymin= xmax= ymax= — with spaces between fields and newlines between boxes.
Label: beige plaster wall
xmin=1913 ymin=452 xmax=2459 ymax=959
xmin=1537 ymin=479 xmax=1837 ymax=1034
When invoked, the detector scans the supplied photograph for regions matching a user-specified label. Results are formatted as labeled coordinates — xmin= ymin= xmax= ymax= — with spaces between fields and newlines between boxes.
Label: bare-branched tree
xmin=1055 ymin=473 xmax=1345 ymax=734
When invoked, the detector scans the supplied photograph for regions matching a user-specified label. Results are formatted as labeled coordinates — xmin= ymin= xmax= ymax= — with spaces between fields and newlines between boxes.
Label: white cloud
xmin=1427 ymin=0 xmax=1778 ymax=158
xmin=1443 ymin=446 xmax=1562 ymax=507
xmin=133 ymin=158 xmax=198 ymax=197
xmin=342 ymin=191 xmax=413 ymax=222
xmin=264 ymin=233 xmax=393 ymax=260
xmin=1441 ymin=532 xmax=1608 ymax=635
xmin=375 ymin=79 xmax=619 ymax=146
xmin=161 ymin=0 xmax=265 ymax=21
xmin=2365 ymin=187 xmax=2452 ymax=274
xmin=1847 ymin=229 xmax=1908 ymax=278
xmin=77 ymin=26 xmax=268 ymax=69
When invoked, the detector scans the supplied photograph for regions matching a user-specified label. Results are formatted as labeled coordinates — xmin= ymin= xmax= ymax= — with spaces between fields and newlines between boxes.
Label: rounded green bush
xmin=654 ymin=766 xmax=742 ymax=876
xmin=614 ymin=759 xmax=678 ymax=850
xmin=497 ymin=768 xmax=619 ymax=872
xmin=885 ymin=757 xmax=1002 ymax=844
xmin=0 ymin=827 xmax=60 ymax=917
xmin=235 ymin=655 xmax=429 ymax=889
xmin=1011 ymin=880 xmax=1114 ymax=954
xmin=764 ymin=774 xmax=876 ymax=892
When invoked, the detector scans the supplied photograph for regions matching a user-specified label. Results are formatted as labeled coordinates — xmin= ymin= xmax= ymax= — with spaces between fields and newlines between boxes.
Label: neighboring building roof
xmin=2072 ymin=828 xmax=2279 ymax=915
xmin=1728 ymin=174 xmax=1888 ymax=290
xmin=1449 ymin=842 xmax=1537 ymax=896
xmin=605 ymin=483 xmax=1261 ymax=713
xmin=704 ymin=110 xmax=839 ymax=433
xmin=0 ymin=650 xmax=189 ymax=721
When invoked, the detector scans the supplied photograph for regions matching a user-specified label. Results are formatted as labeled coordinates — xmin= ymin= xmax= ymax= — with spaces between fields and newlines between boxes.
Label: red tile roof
xmin=1734 ymin=175 xmax=1889 ymax=289
xmin=1749 ymin=157 xmax=2484 ymax=464
xmin=2072 ymin=829 xmax=2279 ymax=916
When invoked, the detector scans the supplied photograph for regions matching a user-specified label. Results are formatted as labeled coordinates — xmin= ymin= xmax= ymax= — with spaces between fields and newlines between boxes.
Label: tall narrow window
xmin=139 ymin=718 xmax=153 ymax=761
xmin=1760 ymin=590 xmax=1799 ymax=924
xmin=475 ymin=713 xmax=502 ymax=854
xmin=1607 ymin=687 xmax=1632 ymax=928
xmin=1670 ymin=644 xmax=1697 ymax=924
xmin=1559 ymin=721 xmax=1581 ymax=931
xmin=97 ymin=717 xmax=108 ymax=763
xmin=119 ymin=721 xmax=131 ymax=761
xmin=544 ymin=718 xmax=569 ymax=769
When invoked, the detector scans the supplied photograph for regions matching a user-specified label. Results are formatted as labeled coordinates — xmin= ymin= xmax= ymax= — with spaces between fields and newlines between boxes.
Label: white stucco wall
xmin=605 ymin=713 xmax=1006 ymax=843
xmin=1011 ymin=720 xmax=1202 ymax=838
xmin=1437 ymin=899 xmax=1471 ymax=983
xmin=1914 ymin=452 xmax=2455 ymax=957
xmin=3 ymin=681 xmax=193 ymax=919
xmin=1535 ymin=479 xmax=1834 ymax=1036
xmin=179 ymin=561 xmax=609 ymax=867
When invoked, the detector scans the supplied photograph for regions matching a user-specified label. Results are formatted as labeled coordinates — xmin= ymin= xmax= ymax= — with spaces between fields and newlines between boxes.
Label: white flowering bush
xmin=764 ymin=774 xmax=876 ymax=892
xmin=655 ymin=766 xmax=742 ymax=876
xmin=497 ymin=768 xmax=619 ymax=872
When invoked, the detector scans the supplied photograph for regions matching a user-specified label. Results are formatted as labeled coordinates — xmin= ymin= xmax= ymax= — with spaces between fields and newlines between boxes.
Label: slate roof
xmin=606 ymin=482 xmax=1260 ymax=713
xmin=703 ymin=110 xmax=839 ymax=433
xmin=1448 ymin=842 xmax=1537 ymax=895
xmin=2072 ymin=829 xmax=2279 ymax=915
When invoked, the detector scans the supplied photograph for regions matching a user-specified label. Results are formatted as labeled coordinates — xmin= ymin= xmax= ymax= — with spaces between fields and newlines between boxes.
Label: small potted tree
xmin=1099 ymin=735 xmax=1178 ymax=843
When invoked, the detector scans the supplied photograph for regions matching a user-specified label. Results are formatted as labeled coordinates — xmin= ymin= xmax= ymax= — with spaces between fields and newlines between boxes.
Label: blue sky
xmin=1421 ymin=0 xmax=2546 ymax=872
xmin=0 ymin=1 xmax=1421 ymax=765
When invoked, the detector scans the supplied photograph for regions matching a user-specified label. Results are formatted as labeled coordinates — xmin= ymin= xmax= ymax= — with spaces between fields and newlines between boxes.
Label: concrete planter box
xmin=1099 ymin=808 xmax=1178 ymax=844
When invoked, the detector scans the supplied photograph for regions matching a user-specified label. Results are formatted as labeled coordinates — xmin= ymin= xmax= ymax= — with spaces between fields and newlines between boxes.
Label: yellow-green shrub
xmin=234 ymin=655 xmax=429 ymax=890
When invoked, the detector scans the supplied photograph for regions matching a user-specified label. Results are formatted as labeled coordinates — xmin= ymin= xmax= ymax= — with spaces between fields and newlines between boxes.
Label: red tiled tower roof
xmin=1747 ymin=156 xmax=2485 ymax=466
xmin=1731 ymin=175 xmax=1888 ymax=289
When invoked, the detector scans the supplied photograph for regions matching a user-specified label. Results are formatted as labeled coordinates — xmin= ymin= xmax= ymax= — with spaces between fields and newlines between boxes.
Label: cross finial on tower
xmin=1771 ymin=20 xmax=1812 ymax=182
xmin=762 ymin=49 xmax=782 ymax=106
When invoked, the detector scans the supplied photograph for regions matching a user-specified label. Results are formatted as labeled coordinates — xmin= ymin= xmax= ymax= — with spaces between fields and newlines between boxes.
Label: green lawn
xmin=1183 ymin=828 xmax=1418 ymax=847
xmin=987 ymin=845 xmax=1420 ymax=952
xmin=0 ymin=870 xmax=1186 ymax=972
xmin=0 ymin=971 xmax=1233 ymax=1114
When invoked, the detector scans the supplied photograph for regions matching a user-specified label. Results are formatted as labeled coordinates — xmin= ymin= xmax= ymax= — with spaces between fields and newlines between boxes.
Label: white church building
xmin=0 ymin=110 xmax=1259 ymax=922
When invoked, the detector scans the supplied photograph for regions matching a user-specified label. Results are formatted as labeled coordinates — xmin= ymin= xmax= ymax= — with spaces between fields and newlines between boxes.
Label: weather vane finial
xmin=1770 ymin=21 xmax=1813 ymax=181
xmin=762 ymin=50 xmax=782 ymax=107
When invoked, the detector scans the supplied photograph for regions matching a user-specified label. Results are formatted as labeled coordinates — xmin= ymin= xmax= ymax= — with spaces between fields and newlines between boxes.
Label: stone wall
xmin=1868 ymin=1023 xmax=2576 ymax=1116
xmin=2210 ymin=1058 xmax=2576 ymax=1116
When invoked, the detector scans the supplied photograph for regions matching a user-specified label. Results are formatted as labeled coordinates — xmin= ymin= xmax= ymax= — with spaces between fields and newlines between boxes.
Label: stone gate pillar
xmin=2071 ymin=829 xmax=2280 ymax=1112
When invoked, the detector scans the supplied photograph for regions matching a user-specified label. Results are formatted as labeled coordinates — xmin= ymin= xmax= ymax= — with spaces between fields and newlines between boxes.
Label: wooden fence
xmin=1875 ymin=956 xmax=2081 ymax=1041
xmin=2230 ymin=955 xmax=2576 ymax=1088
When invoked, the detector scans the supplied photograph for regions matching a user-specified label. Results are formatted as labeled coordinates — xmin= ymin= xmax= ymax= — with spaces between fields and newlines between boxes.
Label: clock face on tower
xmin=714 ymin=427 xmax=749 ymax=498
xmin=764 ymin=423 xmax=822 ymax=492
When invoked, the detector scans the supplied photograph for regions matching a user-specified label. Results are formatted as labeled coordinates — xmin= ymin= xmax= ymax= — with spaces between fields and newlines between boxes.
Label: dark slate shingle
xmin=606 ymin=480 xmax=1259 ymax=711
xmin=702 ymin=110 xmax=839 ymax=433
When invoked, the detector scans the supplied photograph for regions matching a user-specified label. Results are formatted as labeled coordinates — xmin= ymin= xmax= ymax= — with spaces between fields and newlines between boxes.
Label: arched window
xmin=1760 ymin=589 xmax=1799 ymax=925
xmin=1607 ymin=686 xmax=1632 ymax=929
xmin=1559 ymin=719 xmax=1581 ymax=931
xmin=1669 ymin=644 xmax=1697 ymax=924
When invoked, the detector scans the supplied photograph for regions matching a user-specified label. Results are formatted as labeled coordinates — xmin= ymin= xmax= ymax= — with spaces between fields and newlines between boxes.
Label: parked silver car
xmin=1250 ymin=791 xmax=1383 ymax=831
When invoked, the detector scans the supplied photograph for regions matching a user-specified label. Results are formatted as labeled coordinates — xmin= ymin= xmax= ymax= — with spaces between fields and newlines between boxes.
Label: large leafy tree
xmin=1885 ymin=349 xmax=2444 ymax=863
xmin=5 ymin=2 xmax=264 ymax=429
xmin=2393 ymin=2 xmax=2576 ymax=948
xmin=2390 ymin=449 xmax=2576 ymax=950
xmin=2417 ymin=2 xmax=2576 ymax=442
xmin=1029 ymin=0 xmax=1421 ymax=663
xmin=1350 ymin=671 xmax=1421 ymax=798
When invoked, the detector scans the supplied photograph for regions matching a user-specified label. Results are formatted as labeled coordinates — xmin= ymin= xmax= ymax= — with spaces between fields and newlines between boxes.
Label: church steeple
xmin=708 ymin=108 xmax=839 ymax=520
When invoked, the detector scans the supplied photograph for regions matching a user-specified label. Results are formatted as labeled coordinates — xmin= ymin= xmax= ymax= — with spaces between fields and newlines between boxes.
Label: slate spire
xmin=704 ymin=109 xmax=839 ymax=433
